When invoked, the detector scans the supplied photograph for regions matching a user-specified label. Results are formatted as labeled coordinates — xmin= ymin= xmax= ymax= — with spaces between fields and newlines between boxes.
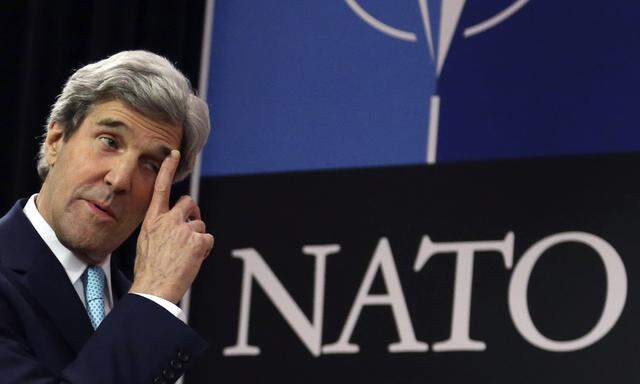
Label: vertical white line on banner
xmin=426 ymin=95 xmax=440 ymax=164
xmin=177 ymin=1 xmax=215 ymax=383
xmin=179 ymin=0 xmax=216 ymax=326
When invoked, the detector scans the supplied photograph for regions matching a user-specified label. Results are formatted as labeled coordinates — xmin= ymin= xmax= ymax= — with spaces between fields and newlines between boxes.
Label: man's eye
xmin=99 ymin=136 xmax=118 ymax=149
xmin=145 ymin=161 xmax=160 ymax=173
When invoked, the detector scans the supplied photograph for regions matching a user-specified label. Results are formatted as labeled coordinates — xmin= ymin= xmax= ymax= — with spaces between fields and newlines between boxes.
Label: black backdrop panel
xmin=188 ymin=153 xmax=640 ymax=383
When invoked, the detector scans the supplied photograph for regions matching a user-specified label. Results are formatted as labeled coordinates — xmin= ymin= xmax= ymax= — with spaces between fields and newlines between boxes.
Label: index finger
xmin=147 ymin=150 xmax=180 ymax=218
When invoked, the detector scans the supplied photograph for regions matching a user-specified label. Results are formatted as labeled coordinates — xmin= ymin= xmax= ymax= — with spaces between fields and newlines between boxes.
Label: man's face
xmin=37 ymin=100 xmax=183 ymax=264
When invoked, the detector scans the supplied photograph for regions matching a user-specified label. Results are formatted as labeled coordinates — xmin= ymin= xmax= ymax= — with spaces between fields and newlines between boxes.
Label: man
xmin=0 ymin=51 xmax=213 ymax=383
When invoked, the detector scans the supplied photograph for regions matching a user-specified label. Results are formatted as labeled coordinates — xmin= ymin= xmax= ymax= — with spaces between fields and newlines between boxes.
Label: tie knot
xmin=82 ymin=266 xmax=105 ymax=303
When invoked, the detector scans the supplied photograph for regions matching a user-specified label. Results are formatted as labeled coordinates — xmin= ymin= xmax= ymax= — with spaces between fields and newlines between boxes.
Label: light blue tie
xmin=81 ymin=266 xmax=106 ymax=330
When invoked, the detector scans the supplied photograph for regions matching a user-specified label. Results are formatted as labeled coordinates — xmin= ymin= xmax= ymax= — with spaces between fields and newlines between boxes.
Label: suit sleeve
xmin=0 ymin=292 xmax=207 ymax=384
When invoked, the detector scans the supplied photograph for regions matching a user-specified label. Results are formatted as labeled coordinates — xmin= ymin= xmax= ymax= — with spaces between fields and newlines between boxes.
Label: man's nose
xmin=104 ymin=156 xmax=136 ymax=193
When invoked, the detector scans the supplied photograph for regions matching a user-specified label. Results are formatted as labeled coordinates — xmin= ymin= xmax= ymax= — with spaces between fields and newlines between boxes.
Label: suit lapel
xmin=26 ymin=251 xmax=94 ymax=353
xmin=0 ymin=200 xmax=93 ymax=354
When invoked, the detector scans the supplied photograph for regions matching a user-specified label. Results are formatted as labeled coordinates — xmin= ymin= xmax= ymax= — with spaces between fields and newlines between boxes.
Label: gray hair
xmin=38 ymin=50 xmax=210 ymax=182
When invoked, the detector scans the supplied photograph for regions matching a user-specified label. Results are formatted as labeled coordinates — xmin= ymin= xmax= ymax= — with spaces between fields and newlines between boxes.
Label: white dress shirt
xmin=23 ymin=194 xmax=182 ymax=318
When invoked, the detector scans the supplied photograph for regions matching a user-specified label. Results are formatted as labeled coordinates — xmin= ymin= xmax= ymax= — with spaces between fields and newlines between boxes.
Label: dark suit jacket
xmin=0 ymin=200 xmax=207 ymax=383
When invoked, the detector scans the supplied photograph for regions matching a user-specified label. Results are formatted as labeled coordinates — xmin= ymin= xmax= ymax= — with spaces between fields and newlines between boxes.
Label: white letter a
xmin=323 ymin=238 xmax=427 ymax=354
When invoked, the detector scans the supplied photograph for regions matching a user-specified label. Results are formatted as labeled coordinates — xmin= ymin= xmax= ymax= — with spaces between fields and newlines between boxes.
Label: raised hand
xmin=130 ymin=150 xmax=214 ymax=304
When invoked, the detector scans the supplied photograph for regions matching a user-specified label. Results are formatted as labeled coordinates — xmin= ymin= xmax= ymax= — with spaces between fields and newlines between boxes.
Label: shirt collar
xmin=23 ymin=194 xmax=113 ymax=304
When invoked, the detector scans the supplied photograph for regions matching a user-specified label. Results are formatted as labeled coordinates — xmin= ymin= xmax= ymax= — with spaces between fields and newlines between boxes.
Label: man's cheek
xmin=134 ymin=205 xmax=150 ymax=225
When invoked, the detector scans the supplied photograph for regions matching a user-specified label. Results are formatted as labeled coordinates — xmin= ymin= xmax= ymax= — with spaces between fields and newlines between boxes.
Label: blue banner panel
xmin=201 ymin=0 xmax=640 ymax=175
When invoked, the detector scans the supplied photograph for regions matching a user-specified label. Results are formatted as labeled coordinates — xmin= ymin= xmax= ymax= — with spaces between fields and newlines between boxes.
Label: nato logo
xmin=345 ymin=0 xmax=530 ymax=164
xmin=202 ymin=1 xmax=640 ymax=177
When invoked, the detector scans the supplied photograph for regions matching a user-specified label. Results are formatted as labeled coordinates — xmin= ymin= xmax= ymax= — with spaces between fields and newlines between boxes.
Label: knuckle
xmin=180 ymin=222 xmax=193 ymax=232
xmin=142 ymin=217 xmax=159 ymax=231
xmin=170 ymin=206 xmax=186 ymax=220
xmin=187 ymin=220 xmax=204 ymax=232
xmin=154 ymin=177 xmax=170 ymax=193
xmin=197 ymin=234 xmax=212 ymax=247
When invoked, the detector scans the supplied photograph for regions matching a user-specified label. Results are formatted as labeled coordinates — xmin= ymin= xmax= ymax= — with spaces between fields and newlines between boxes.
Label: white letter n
xmin=223 ymin=245 xmax=339 ymax=357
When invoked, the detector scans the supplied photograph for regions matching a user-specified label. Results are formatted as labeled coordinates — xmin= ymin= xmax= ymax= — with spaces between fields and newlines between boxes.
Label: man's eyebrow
xmin=145 ymin=142 xmax=174 ymax=162
xmin=156 ymin=145 xmax=173 ymax=159
xmin=96 ymin=118 xmax=130 ymax=129
xmin=96 ymin=117 xmax=175 ymax=159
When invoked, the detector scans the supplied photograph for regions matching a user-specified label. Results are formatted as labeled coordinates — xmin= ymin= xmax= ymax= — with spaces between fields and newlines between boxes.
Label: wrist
xmin=129 ymin=281 xmax=181 ymax=304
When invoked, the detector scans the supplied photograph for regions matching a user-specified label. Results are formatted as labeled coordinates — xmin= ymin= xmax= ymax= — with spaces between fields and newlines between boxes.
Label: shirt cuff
xmin=131 ymin=292 xmax=183 ymax=318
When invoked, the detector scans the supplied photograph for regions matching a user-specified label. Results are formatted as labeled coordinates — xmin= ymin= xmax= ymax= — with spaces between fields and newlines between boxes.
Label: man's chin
xmin=57 ymin=234 xmax=116 ymax=265
xmin=76 ymin=242 xmax=119 ymax=265
xmin=80 ymin=252 xmax=111 ymax=266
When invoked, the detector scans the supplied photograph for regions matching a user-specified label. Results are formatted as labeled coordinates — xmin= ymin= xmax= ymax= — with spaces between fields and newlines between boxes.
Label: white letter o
xmin=509 ymin=232 xmax=627 ymax=352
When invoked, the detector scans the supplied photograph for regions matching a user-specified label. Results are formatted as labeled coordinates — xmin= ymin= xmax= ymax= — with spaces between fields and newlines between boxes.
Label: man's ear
xmin=45 ymin=122 xmax=65 ymax=167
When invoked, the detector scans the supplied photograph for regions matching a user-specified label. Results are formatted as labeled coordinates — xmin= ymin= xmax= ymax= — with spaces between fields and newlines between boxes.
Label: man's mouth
xmin=84 ymin=199 xmax=116 ymax=220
